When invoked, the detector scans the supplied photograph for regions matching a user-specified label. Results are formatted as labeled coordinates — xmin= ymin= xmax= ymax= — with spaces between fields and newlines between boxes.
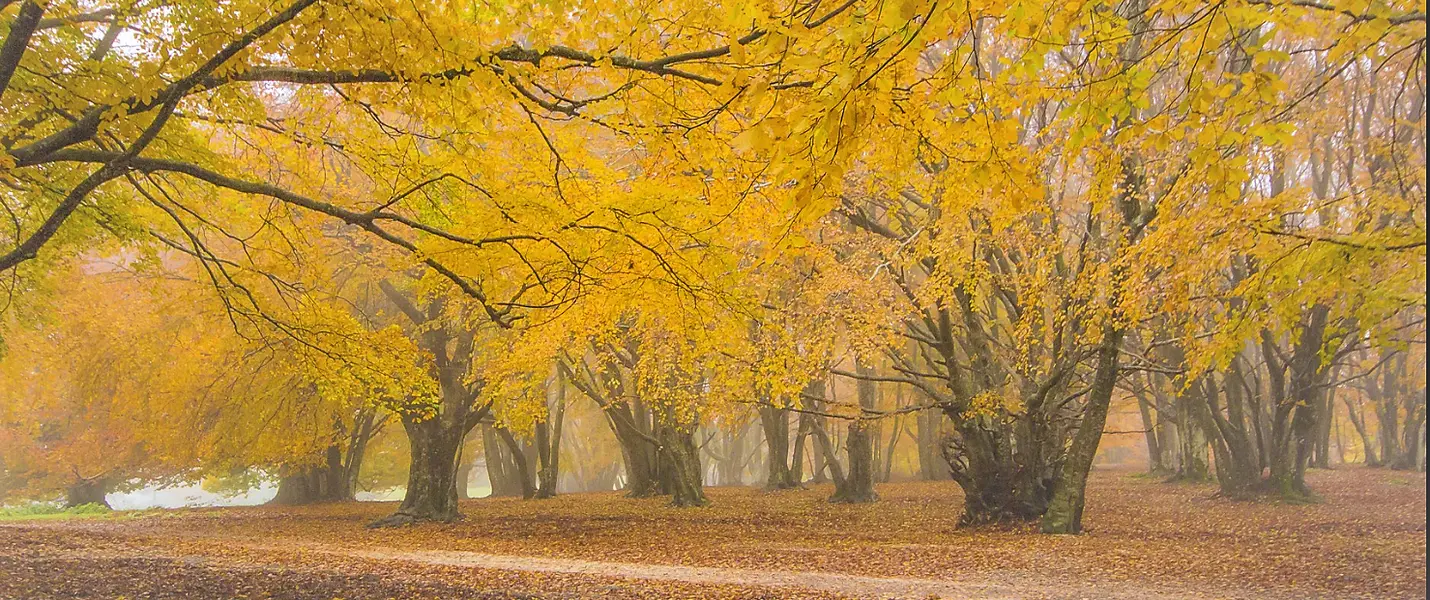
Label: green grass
xmin=0 ymin=502 xmax=112 ymax=521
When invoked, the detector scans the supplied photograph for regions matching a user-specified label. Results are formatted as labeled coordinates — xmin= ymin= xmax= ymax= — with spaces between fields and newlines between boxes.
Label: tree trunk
xmin=482 ymin=424 xmax=520 ymax=497
xmin=369 ymin=416 xmax=467 ymax=527
xmin=1042 ymin=323 xmax=1124 ymax=534
xmin=881 ymin=414 xmax=904 ymax=483
xmin=65 ymin=478 xmax=109 ymax=508
xmin=811 ymin=417 xmax=831 ymax=484
xmin=1175 ymin=393 xmax=1212 ymax=482
xmin=831 ymin=361 xmax=878 ymax=503
xmin=456 ymin=444 xmax=476 ymax=500
xmin=1376 ymin=356 xmax=1404 ymax=468
xmin=272 ymin=410 xmax=381 ymax=505
xmin=791 ymin=411 xmax=812 ymax=484
xmin=1135 ymin=383 xmax=1166 ymax=475
xmin=1311 ymin=380 xmax=1334 ymax=469
xmin=607 ymin=403 xmax=662 ymax=497
xmin=535 ymin=387 xmax=565 ymax=498
xmin=658 ymin=421 xmax=708 ymax=507
xmin=496 ymin=427 xmax=536 ymax=499
xmin=1202 ymin=371 xmax=1262 ymax=496
xmin=917 ymin=407 xmax=947 ymax=480
xmin=830 ymin=417 xmax=878 ymax=503
xmin=1391 ymin=389 xmax=1426 ymax=471
xmin=271 ymin=444 xmax=354 ymax=505
xmin=1264 ymin=310 xmax=1332 ymax=501
xmin=1345 ymin=397 xmax=1380 ymax=466
xmin=760 ymin=404 xmax=798 ymax=490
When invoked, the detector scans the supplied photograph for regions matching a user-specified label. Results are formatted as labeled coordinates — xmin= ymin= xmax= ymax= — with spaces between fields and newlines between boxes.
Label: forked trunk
xmin=760 ymin=404 xmax=798 ymax=490
xmin=1042 ymin=324 xmax=1124 ymax=534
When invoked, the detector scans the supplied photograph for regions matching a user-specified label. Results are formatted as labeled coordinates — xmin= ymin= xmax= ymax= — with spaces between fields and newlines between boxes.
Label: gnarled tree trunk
xmin=65 ymin=477 xmax=110 ymax=508
xmin=658 ymin=420 xmax=707 ymax=507
xmin=370 ymin=416 xmax=469 ymax=526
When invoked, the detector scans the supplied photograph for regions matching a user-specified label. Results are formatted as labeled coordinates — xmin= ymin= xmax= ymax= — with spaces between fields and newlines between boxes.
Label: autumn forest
xmin=0 ymin=0 xmax=1425 ymax=598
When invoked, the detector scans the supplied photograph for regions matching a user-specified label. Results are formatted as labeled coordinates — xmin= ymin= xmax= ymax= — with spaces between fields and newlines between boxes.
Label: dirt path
xmin=5 ymin=521 xmax=1293 ymax=599
xmin=347 ymin=546 xmax=1025 ymax=599
xmin=271 ymin=541 xmax=1247 ymax=599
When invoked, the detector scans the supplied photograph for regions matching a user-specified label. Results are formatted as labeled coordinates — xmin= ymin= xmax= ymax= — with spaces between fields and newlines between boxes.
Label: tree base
xmin=827 ymin=491 xmax=878 ymax=504
xmin=669 ymin=496 xmax=710 ymax=508
xmin=366 ymin=510 xmax=463 ymax=529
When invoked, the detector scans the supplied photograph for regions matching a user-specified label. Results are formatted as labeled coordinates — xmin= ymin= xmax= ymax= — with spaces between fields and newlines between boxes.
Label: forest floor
xmin=1 ymin=467 xmax=1424 ymax=599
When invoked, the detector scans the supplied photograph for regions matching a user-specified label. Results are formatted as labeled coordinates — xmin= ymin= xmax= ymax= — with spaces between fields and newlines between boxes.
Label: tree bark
xmin=1042 ymin=323 xmax=1124 ymax=534
xmin=535 ymin=380 xmax=565 ymax=498
xmin=658 ymin=420 xmax=708 ymax=507
xmin=369 ymin=415 xmax=469 ymax=527
xmin=271 ymin=444 xmax=355 ymax=505
xmin=1344 ymin=397 xmax=1380 ymax=466
xmin=760 ymin=404 xmax=798 ymax=490
xmin=830 ymin=361 xmax=878 ymax=503
xmin=65 ymin=477 xmax=109 ymax=509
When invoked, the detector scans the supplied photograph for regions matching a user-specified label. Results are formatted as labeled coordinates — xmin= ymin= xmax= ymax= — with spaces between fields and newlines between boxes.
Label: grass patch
xmin=0 ymin=502 xmax=112 ymax=521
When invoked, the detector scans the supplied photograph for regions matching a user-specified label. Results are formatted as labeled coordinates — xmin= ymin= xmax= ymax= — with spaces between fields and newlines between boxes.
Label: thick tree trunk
xmin=830 ymin=362 xmax=878 ymax=503
xmin=608 ymin=404 xmax=662 ymax=497
xmin=1174 ymin=394 xmax=1212 ymax=482
xmin=948 ymin=426 xmax=1053 ymax=525
xmin=65 ymin=478 xmax=109 ymax=509
xmin=658 ymin=422 xmax=708 ymax=507
xmin=1202 ymin=374 xmax=1262 ymax=496
xmin=760 ymin=404 xmax=798 ymax=490
xmin=830 ymin=417 xmax=878 ymax=503
xmin=369 ymin=416 xmax=467 ymax=527
xmin=1264 ymin=312 xmax=1331 ymax=501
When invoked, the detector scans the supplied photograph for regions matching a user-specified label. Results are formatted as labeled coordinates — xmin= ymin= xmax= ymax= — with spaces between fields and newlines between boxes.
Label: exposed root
xmin=366 ymin=511 xmax=463 ymax=529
